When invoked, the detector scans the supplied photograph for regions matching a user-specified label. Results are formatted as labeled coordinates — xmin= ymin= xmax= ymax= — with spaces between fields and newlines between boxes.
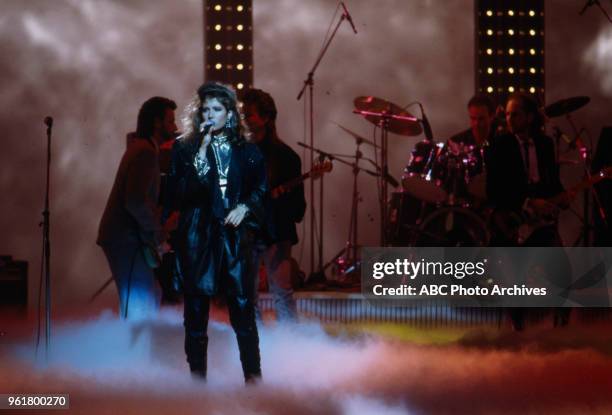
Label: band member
xmin=242 ymin=88 xmax=306 ymax=322
xmin=487 ymin=92 xmax=571 ymax=246
xmin=448 ymin=94 xmax=497 ymax=157
xmin=163 ymin=82 xmax=266 ymax=383
xmin=97 ymin=96 xmax=177 ymax=320
xmin=487 ymin=93 xmax=573 ymax=330
xmin=435 ymin=95 xmax=499 ymax=201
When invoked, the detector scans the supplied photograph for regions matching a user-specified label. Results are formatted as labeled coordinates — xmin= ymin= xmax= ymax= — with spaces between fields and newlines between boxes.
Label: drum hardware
xmin=332 ymin=122 xmax=380 ymax=149
xmin=296 ymin=140 xmax=381 ymax=284
xmin=353 ymin=96 xmax=425 ymax=245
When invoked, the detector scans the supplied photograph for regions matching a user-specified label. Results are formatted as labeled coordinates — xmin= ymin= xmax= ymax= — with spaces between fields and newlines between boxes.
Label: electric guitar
xmin=271 ymin=160 xmax=333 ymax=198
xmin=492 ymin=167 xmax=612 ymax=244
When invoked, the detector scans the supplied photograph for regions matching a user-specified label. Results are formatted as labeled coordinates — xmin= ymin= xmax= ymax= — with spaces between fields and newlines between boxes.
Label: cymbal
xmin=354 ymin=96 xmax=422 ymax=136
xmin=545 ymin=96 xmax=590 ymax=118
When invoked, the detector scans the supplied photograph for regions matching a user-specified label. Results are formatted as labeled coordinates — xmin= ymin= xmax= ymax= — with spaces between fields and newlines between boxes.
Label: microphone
xmin=419 ymin=104 xmax=434 ymax=141
xmin=200 ymin=120 xmax=214 ymax=134
xmin=44 ymin=116 xmax=53 ymax=128
xmin=341 ymin=2 xmax=357 ymax=34
xmin=579 ymin=0 xmax=597 ymax=15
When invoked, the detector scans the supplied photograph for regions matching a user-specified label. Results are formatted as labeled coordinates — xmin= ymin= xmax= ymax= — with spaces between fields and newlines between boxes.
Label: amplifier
xmin=0 ymin=255 xmax=28 ymax=309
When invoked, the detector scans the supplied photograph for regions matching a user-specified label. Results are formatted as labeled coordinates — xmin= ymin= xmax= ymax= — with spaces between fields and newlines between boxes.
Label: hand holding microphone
xmin=199 ymin=120 xmax=215 ymax=148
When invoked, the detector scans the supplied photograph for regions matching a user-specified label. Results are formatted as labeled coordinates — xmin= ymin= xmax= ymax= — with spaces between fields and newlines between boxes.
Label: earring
xmin=225 ymin=116 xmax=232 ymax=129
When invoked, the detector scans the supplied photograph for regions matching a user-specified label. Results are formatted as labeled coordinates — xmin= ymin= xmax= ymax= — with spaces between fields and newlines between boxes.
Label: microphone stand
xmin=37 ymin=118 xmax=53 ymax=360
xmin=297 ymin=5 xmax=352 ymax=280
xmin=297 ymin=141 xmax=380 ymax=283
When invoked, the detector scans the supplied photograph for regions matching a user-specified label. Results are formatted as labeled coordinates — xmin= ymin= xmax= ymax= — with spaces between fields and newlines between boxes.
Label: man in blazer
xmin=97 ymin=96 xmax=177 ymax=319
xmin=487 ymin=93 xmax=570 ymax=246
xmin=487 ymin=93 xmax=573 ymax=330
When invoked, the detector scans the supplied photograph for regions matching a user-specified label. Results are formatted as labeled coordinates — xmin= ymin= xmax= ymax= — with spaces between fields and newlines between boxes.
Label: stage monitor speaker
xmin=0 ymin=255 xmax=28 ymax=310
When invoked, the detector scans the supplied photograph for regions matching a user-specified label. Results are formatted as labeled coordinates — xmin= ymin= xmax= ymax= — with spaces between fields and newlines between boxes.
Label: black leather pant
xmin=184 ymin=293 xmax=261 ymax=382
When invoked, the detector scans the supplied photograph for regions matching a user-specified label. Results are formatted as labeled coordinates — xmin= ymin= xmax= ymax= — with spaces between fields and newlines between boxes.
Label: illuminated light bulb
xmin=487 ymin=86 xmax=494 ymax=93
xmin=215 ymin=63 xmax=222 ymax=70
xmin=529 ymin=67 xmax=536 ymax=74
xmin=529 ymin=48 xmax=536 ymax=55
xmin=237 ymin=24 xmax=244 ymax=31
xmin=487 ymin=67 xmax=493 ymax=74
xmin=529 ymin=10 xmax=535 ymax=17
xmin=508 ymin=29 xmax=514 ymax=35
xmin=529 ymin=29 xmax=536 ymax=36
xmin=508 ymin=67 xmax=515 ymax=74
xmin=215 ymin=44 xmax=222 ymax=50
xmin=486 ymin=48 xmax=493 ymax=55
xmin=236 ymin=63 xmax=244 ymax=70
xmin=214 ymin=4 xmax=221 ymax=11
xmin=486 ymin=10 xmax=493 ymax=17
xmin=508 ymin=86 xmax=515 ymax=93
xmin=529 ymin=87 xmax=536 ymax=93
xmin=237 ymin=5 xmax=244 ymax=11
xmin=508 ymin=10 xmax=514 ymax=16
xmin=487 ymin=29 xmax=493 ymax=36
xmin=236 ymin=44 xmax=244 ymax=50
xmin=237 ymin=83 xmax=244 ymax=90
xmin=508 ymin=48 xmax=515 ymax=55
xmin=214 ymin=24 xmax=222 ymax=31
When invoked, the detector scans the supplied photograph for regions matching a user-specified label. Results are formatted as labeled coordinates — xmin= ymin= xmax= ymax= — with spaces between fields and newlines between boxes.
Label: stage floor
xmin=2 ymin=304 xmax=612 ymax=414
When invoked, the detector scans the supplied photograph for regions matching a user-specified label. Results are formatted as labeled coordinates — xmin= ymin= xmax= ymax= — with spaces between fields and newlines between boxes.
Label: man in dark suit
xmin=487 ymin=93 xmax=570 ymax=246
xmin=487 ymin=93 xmax=573 ymax=330
xmin=242 ymin=88 xmax=306 ymax=322
xmin=97 ymin=96 xmax=177 ymax=319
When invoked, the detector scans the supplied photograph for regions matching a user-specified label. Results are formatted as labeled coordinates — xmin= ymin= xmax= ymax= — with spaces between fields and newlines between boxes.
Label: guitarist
xmin=487 ymin=93 xmax=573 ymax=330
xmin=97 ymin=97 xmax=176 ymax=319
xmin=242 ymin=88 xmax=306 ymax=322
xmin=487 ymin=93 xmax=572 ymax=246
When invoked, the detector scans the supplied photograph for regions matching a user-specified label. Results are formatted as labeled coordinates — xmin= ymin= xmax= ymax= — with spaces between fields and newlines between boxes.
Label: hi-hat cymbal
xmin=354 ymin=96 xmax=422 ymax=136
xmin=545 ymin=96 xmax=590 ymax=118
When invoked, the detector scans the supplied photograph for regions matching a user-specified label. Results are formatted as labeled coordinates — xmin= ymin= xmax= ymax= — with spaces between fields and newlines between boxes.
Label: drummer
xmin=428 ymin=95 xmax=499 ymax=203
xmin=447 ymin=94 xmax=498 ymax=172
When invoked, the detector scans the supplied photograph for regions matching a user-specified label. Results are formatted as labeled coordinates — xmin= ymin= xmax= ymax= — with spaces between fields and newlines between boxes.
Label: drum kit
xmin=320 ymin=93 xmax=593 ymax=282
xmin=351 ymin=96 xmax=491 ymax=248
xmin=349 ymin=94 xmax=593 ymax=249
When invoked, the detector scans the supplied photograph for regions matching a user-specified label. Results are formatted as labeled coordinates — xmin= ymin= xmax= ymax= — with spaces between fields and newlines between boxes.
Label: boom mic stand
xmin=297 ymin=141 xmax=381 ymax=284
xmin=297 ymin=3 xmax=356 ymax=278
xmin=37 ymin=116 xmax=54 ymax=360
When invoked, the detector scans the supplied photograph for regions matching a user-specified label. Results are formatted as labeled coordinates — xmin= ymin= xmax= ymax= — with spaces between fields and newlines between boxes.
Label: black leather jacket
xmin=163 ymin=136 xmax=268 ymax=296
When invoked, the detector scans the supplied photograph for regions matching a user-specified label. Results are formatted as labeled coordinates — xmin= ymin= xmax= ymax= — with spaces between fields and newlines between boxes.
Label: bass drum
xmin=409 ymin=207 xmax=489 ymax=247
